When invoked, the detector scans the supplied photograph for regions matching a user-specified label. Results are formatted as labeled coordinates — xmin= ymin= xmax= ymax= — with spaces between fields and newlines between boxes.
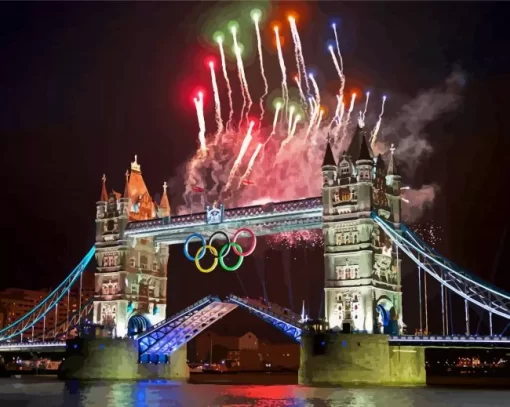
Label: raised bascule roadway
xmin=1 ymin=129 xmax=510 ymax=384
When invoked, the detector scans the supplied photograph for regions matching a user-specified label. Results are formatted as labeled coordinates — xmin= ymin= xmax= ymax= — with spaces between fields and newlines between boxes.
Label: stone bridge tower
xmin=93 ymin=156 xmax=170 ymax=338
xmin=322 ymin=127 xmax=403 ymax=335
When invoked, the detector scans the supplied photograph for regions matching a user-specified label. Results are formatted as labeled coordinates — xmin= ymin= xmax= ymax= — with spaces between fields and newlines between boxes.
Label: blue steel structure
xmin=226 ymin=295 xmax=303 ymax=342
xmin=372 ymin=213 xmax=510 ymax=326
xmin=136 ymin=296 xmax=237 ymax=363
xmin=0 ymin=247 xmax=95 ymax=341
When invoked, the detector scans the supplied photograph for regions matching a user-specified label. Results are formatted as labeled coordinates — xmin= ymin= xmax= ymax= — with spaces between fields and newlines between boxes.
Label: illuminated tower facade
xmin=322 ymin=127 xmax=403 ymax=334
xmin=93 ymin=156 xmax=169 ymax=337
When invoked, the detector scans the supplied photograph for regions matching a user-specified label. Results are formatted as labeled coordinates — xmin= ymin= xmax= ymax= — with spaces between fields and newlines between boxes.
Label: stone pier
xmin=58 ymin=338 xmax=189 ymax=380
xmin=299 ymin=332 xmax=425 ymax=386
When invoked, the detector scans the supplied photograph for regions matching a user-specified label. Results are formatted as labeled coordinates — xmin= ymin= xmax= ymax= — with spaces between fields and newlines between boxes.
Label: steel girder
xmin=138 ymin=301 xmax=237 ymax=358
xmin=141 ymin=302 xmax=238 ymax=357
xmin=372 ymin=214 xmax=510 ymax=320
xmin=137 ymin=296 xmax=221 ymax=354
xmin=0 ymin=247 xmax=95 ymax=342
xmin=226 ymin=295 xmax=303 ymax=342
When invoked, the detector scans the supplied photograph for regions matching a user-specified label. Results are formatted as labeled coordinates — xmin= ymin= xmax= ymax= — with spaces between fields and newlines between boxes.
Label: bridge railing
xmin=135 ymin=295 xmax=220 ymax=340
xmin=389 ymin=335 xmax=510 ymax=344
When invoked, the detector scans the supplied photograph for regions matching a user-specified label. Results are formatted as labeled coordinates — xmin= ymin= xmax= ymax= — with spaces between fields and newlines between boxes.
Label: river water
xmin=1 ymin=378 xmax=509 ymax=407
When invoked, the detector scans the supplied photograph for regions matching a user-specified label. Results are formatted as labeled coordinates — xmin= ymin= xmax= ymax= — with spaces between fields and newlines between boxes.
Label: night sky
xmin=2 ymin=2 xmax=510 ymax=338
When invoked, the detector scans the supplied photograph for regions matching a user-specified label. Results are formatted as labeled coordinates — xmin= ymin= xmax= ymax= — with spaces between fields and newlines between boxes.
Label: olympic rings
xmin=183 ymin=228 xmax=257 ymax=273
xmin=195 ymin=245 xmax=218 ymax=273
xmin=232 ymin=228 xmax=257 ymax=257
xmin=183 ymin=233 xmax=206 ymax=261
xmin=208 ymin=231 xmax=231 ymax=258
xmin=219 ymin=243 xmax=244 ymax=272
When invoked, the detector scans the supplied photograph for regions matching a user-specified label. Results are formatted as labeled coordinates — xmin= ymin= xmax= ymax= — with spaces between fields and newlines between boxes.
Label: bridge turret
xmin=385 ymin=144 xmax=402 ymax=224
xmin=95 ymin=174 xmax=108 ymax=223
xmin=158 ymin=181 xmax=171 ymax=218
xmin=354 ymin=125 xmax=374 ymax=212
xmin=323 ymin=124 xmax=402 ymax=335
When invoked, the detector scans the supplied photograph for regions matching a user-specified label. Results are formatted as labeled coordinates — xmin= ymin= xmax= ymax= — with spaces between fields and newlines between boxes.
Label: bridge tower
xmin=93 ymin=156 xmax=169 ymax=338
xmin=322 ymin=127 xmax=403 ymax=334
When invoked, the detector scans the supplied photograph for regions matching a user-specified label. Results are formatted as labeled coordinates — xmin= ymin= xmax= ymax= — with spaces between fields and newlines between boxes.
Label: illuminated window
xmin=340 ymin=188 xmax=350 ymax=201
xmin=140 ymin=255 xmax=148 ymax=269
xmin=333 ymin=191 xmax=341 ymax=203
xmin=336 ymin=233 xmax=343 ymax=246
xmin=152 ymin=261 xmax=158 ymax=272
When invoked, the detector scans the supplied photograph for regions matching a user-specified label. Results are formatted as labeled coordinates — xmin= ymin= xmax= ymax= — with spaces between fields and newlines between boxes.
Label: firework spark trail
xmin=280 ymin=113 xmax=302 ymax=149
xmin=332 ymin=101 xmax=345 ymax=139
xmin=341 ymin=93 xmax=356 ymax=140
xmin=309 ymin=74 xmax=321 ymax=106
xmin=328 ymin=45 xmax=343 ymax=81
xmin=252 ymin=13 xmax=269 ymax=124
xmin=289 ymin=17 xmax=310 ymax=96
xmin=370 ymin=95 xmax=387 ymax=149
xmin=239 ymin=142 xmax=263 ymax=184
xmin=209 ymin=62 xmax=223 ymax=137
xmin=274 ymin=26 xmax=289 ymax=120
xmin=294 ymin=76 xmax=306 ymax=109
xmin=314 ymin=108 xmax=324 ymax=135
xmin=331 ymin=23 xmax=346 ymax=104
xmin=193 ymin=92 xmax=207 ymax=151
xmin=308 ymin=97 xmax=316 ymax=117
xmin=287 ymin=105 xmax=295 ymax=135
xmin=225 ymin=121 xmax=255 ymax=190
xmin=265 ymin=102 xmax=282 ymax=144
xmin=231 ymin=27 xmax=253 ymax=127
xmin=362 ymin=91 xmax=370 ymax=122
xmin=217 ymin=38 xmax=234 ymax=131
xmin=328 ymin=94 xmax=342 ymax=131
xmin=290 ymin=114 xmax=301 ymax=137
xmin=305 ymin=106 xmax=319 ymax=138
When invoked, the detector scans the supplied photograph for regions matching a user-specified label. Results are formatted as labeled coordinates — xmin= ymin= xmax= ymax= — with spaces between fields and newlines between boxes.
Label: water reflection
xmin=0 ymin=379 xmax=509 ymax=407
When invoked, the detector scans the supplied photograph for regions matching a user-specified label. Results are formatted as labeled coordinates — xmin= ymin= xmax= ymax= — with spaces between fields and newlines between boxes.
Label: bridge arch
xmin=127 ymin=314 xmax=151 ymax=337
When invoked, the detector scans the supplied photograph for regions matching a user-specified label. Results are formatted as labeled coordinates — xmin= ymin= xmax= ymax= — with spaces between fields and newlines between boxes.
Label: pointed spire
xmin=159 ymin=181 xmax=171 ymax=217
xmin=322 ymin=136 xmax=337 ymax=167
xmin=131 ymin=154 xmax=141 ymax=173
xmin=358 ymin=130 xmax=372 ymax=162
xmin=387 ymin=143 xmax=400 ymax=176
xmin=100 ymin=174 xmax=108 ymax=201
xmin=123 ymin=170 xmax=130 ymax=198
xmin=347 ymin=124 xmax=372 ymax=162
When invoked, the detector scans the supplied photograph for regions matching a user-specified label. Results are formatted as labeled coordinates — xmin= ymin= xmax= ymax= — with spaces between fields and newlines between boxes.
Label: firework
xmin=181 ymin=10 xmax=392 ymax=245
xmin=412 ymin=221 xmax=444 ymax=247
xmin=266 ymin=230 xmax=324 ymax=249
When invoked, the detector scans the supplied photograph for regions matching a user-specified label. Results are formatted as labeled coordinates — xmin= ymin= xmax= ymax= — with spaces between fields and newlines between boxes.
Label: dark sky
xmin=2 ymin=2 xmax=510 ymax=337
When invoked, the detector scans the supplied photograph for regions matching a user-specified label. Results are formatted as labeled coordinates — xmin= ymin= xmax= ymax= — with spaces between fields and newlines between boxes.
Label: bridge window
xmin=140 ymin=255 xmax=148 ymax=269
xmin=340 ymin=188 xmax=351 ymax=201
xmin=351 ymin=189 xmax=357 ymax=200
xmin=129 ymin=257 xmax=136 ymax=268
xmin=333 ymin=191 xmax=341 ymax=203
xmin=152 ymin=261 xmax=158 ymax=272
xmin=131 ymin=284 xmax=138 ymax=295
xmin=353 ymin=234 xmax=358 ymax=244
xmin=345 ymin=235 xmax=351 ymax=245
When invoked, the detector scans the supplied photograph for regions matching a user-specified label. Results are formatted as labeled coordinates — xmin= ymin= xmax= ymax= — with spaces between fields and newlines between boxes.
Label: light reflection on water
xmin=0 ymin=379 xmax=509 ymax=407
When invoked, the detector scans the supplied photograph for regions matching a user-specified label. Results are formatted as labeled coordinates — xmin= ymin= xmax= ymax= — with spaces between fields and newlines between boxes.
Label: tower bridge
xmin=2 ymin=125 xmax=510 ymax=384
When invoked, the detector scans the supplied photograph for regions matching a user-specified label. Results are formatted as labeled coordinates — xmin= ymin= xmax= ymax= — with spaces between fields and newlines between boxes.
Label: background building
xmin=0 ymin=271 xmax=94 ymax=339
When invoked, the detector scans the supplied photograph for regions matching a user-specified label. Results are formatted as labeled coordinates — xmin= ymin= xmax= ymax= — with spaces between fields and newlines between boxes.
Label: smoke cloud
xmin=402 ymin=184 xmax=440 ymax=223
xmin=374 ymin=69 xmax=465 ymax=173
